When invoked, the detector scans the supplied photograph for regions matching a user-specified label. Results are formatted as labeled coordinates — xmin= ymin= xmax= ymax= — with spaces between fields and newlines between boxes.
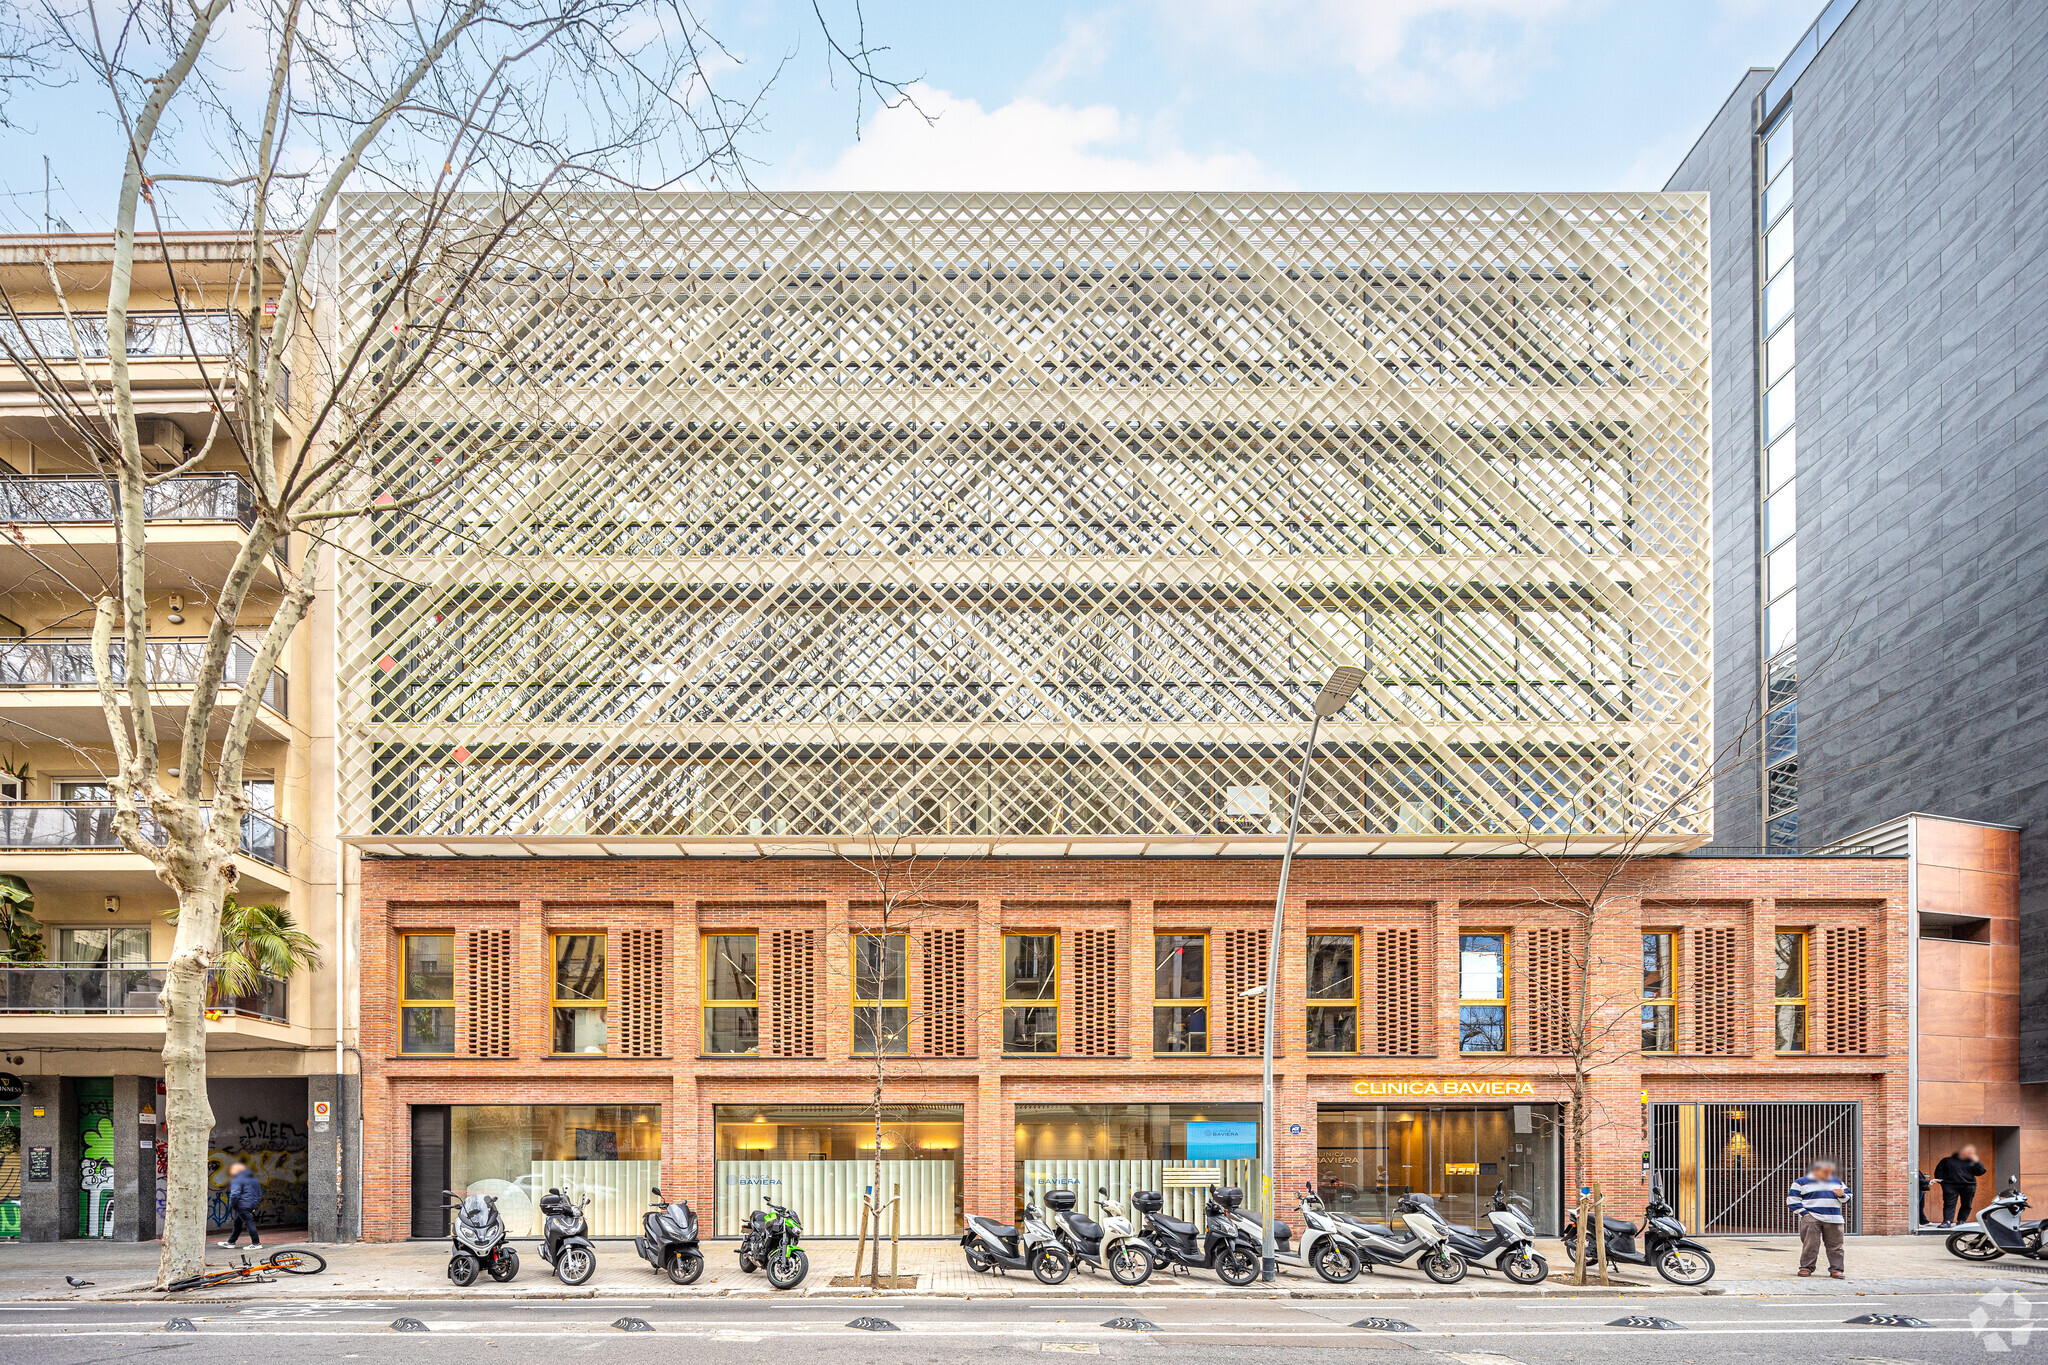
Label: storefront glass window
xmin=445 ymin=1104 xmax=659 ymax=1236
xmin=1306 ymin=933 xmax=1358 ymax=1053
xmin=852 ymin=932 xmax=908 ymax=1055
xmin=712 ymin=1104 xmax=962 ymax=1236
xmin=1318 ymin=1104 xmax=1560 ymax=1234
xmin=400 ymin=933 xmax=455 ymax=1054
xmin=702 ymin=933 xmax=758 ymax=1054
xmin=1775 ymin=930 xmax=1808 ymax=1053
xmin=1002 ymin=933 xmax=1057 ymax=1053
xmin=1641 ymin=932 xmax=1675 ymax=1053
xmin=1153 ymin=933 xmax=1208 ymax=1053
xmin=551 ymin=933 xmax=606 ymax=1054
xmin=1458 ymin=933 xmax=1507 ymax=1053
xmin=1015 ymin=1102 xmax=1261 ymax=1224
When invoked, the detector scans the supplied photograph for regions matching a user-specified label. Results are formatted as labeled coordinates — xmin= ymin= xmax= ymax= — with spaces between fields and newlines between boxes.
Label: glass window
xmin=1766 ymin=590 xmax=1797 ymax=658
xmin=1775 ymin=930 xmax=1808 ymax=1052
xmin=57 ymin=781 xmax=111 ymax=803
xmin=401 ymin=933 xmax=455 ymax=1054
xmin=444 ymin=1104 xmax=660 ymax=1237
xmin=1766 ymin=319 xmax=1795 ymax=388
xmin=1762 ymin=262 xmax=1794 ymax=336
xmin=1766 ymin=699 xmax=1798 ymax=765
xmin=1768 ymin=758 xmax=1799 ymax=816
xmin=1015 ymin=1102 xmax=1262 ymax=1225
xmin=1641 ymin=932 xmax=1674 ymax=1052
xmin=1764 ymin=482 xmax=1795 ymax=550
xmin=1152 ymin=933 xmax=1208 ymax=1054
xmin=1762 ymin=160 xmax=1793 ymax=227
xmin=1764 ymin=211 xmax=1794 ymax=283
xmin=1458 ymin=932 xmax=1507 ymax=1053
xmin=1306 ymin=933 xmax=1358 ymax=1054
xmin=56 ymin=926 xmax=150 ymax=963
xmin=1002 ymin=933 xmax=1057 ymax=1054
xmin=551 ymin=933 xmax=606 ymax=1055
xmin=1763 ymin=371 xmax=1796 ymax=445
xmin=1767 ymin=651 xmax=1798 ymax=708
xmin=702 ymin=933 xmax=758 ymax=1055
xmin=852 ymin=932 xmax=908 ymax=1055
xmin=714 ymin=1104 xmax=964 ymax=1236
xmin=1764 ymin=117 xmax=1794 ymax=186
xmin=1767 ymin=539 xmax=1797 ymax=601
xmin=1767 ymin=430 xmax=1796 ymax=492
xmin=1317 ymin=1104 xmax=1560 ymax=1235
xmin=1767 ymin=810 xmax=1800 ymax=851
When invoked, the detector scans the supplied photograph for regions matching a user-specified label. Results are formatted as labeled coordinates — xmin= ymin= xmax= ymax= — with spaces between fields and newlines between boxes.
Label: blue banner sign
xmin=1185 ymin=1121 xmax=1258 ymax=1160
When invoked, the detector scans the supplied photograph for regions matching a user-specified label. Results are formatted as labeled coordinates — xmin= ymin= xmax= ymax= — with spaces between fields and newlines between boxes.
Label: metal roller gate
xmin=1650 ymin=1101 xmax=1861 ymax=1234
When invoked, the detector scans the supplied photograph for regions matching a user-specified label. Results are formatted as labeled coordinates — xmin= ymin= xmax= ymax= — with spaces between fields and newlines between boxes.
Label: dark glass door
xmin=410 ymin=1106 xmax=449 ymax=1238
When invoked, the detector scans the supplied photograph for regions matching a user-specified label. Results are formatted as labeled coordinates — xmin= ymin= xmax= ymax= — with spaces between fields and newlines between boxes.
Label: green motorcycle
xmin=737 ymin=1199 xmax=809 ymax=1289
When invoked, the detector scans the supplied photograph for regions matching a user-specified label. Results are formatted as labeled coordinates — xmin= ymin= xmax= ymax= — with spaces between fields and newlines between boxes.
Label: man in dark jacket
xmin=219 ymin=1162 xmax=263 ymax=1248
xmin=1934 ymin=1146 xmax=1987 ymax=1227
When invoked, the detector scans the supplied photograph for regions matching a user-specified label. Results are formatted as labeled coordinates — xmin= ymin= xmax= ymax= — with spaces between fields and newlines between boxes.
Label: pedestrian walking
xmin=218 ymin=1162 xmax=264 ymax=1249
xmin=1933 ymin=1146 xmax=1986 ymax=1227
xmin=1785 ymin=1158 xmax=1850 ymax=1278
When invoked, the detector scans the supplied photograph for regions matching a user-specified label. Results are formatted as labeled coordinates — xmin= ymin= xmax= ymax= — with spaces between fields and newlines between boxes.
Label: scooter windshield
xmin=461 ymin=1194 xmax=495 ymax=1228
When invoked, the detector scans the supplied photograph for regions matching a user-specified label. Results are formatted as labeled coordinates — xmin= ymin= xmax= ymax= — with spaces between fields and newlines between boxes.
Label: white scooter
xmin=962 ymin=1200 xmax=1072 ymax=1284
xmin=1220 ymin=1185 xmax=1365 ymax=1282
xmin=1044 ymin=1187 xmax=1158 ymax=1285
xmin=1327 ymin=1190 xmax=1469 ymax=1283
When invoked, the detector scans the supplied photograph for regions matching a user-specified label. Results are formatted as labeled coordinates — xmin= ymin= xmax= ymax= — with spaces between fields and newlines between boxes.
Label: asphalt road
xmin=0 ymin=1291 xmax=2035 ymax=1364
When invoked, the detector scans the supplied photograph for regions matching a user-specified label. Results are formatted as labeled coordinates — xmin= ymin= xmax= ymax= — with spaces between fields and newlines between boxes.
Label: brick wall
xmin=359 ymin=853 xmax=1911 ymax=1239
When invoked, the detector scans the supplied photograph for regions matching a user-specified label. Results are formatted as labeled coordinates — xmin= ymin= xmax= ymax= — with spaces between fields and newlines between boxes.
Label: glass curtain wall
xmin=1014 ymin=1102 xmax=1262 ymax=1225
xmin=1757 ymin=109 xmax=1800 ymax=848
xmin=712 ymin=1105 xmax=962 ymax=1237
xmin=445 ymin=1104 xmax=660 ymax=1236
xmin=1316 ymin=1104 xmax=1560 ymax=1234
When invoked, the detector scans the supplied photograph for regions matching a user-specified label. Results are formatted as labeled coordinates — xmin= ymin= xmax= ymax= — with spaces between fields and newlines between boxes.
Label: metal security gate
xmin=1650 ymin=1102 xmax=1860 ymax=1234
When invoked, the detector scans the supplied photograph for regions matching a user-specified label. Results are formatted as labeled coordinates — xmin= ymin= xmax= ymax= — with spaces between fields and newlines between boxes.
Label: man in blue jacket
xmin=219 ymin=1162 xmax=263 ymax=1249
xmin=1785 ymin=1158 xmax=1851 ymax=1278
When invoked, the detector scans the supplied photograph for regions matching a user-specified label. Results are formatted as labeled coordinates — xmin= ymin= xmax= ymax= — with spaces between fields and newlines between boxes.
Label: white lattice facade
xmin=334 ymin=192 xmax=1711 ymax=857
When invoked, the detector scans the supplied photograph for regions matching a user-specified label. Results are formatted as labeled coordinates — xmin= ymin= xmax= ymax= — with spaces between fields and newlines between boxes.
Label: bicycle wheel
xmin=266 ymin=1248 xmax=328 ymax=1276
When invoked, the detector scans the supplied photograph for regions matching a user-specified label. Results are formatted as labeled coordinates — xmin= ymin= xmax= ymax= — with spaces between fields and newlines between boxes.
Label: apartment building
xmin=1667 ymin=0 xmax=2048 ymax=1192
xmin=0 ymin=233 xmax=355 ymax=1243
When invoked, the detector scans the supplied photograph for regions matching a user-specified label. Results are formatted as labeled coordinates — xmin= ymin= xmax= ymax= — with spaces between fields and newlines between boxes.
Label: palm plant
xmin=187 ymin=897 xmax=322 ymax=997
xmin=0 ymin=874 xmax=43 ymax=961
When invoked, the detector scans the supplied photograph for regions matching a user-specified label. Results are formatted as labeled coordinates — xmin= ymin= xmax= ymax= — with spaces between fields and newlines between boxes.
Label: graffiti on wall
xmin=206 ymin=1114 xmax=309 ymax=1229
xmin=77 ymin=1079 xmax=114 ymax=1238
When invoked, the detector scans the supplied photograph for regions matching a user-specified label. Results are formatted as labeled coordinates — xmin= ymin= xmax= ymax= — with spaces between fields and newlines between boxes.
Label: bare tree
xmin=2 ymin=0 xmax=912 ymax=1287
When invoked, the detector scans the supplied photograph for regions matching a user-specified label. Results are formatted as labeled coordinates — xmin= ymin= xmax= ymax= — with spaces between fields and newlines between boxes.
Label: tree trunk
xmin=157 ymin=879 xmax=226 ymax=1287
xmin=870 ymin=1055 xmax=884 ymax=1290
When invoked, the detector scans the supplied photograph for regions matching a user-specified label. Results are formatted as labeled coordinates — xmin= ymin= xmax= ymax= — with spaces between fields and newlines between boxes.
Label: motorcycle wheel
xmin=766 ymin=1248 xmax=809 ymax=1289
xmin=1031 ymin=1246 xmax=1072 ymax=1286
xmin=1655 ymin=1247 xmax=1715 ymax=1286
xmin=487 ymin=1247 xmax=520 ymax=1282
xmin=739 ymin=1252 xmax=759 ymax=1274
xmin=1501 ymin=1250 xmax=1547 ymax=1285
xmin=1420 ymin=1250 xmax=1467 ymax=1285
xmin=666 ymin=1249 xmax=703 ymax=1286
xmin=964 ymin=1245 xmax=996 ymax=1274
xmin=1313 ymin=1242 xmax=1362 ymax=1284
xmin=1108 ymin=1244 xmax=1154 ymax=1286
xmin=1946 ymin=1231 xmax=2004 ymax=1261
xmin=449 ymin=1253 xmax=479 ymax=1287
xmin=1213 ymin=1246 xmax=1259 ymax=1287
xmin=555 ymin=1245 xmax=596 ymax=1286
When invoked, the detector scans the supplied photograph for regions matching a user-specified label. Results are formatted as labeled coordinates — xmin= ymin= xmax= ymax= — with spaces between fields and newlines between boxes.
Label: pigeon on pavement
xmin=64 ymin=1277 xmax=93 ymax=1288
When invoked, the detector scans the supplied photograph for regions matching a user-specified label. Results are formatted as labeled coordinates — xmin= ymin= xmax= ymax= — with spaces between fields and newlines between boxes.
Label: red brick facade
xmin=359 ymin=854 xmax=1911 ymax=1240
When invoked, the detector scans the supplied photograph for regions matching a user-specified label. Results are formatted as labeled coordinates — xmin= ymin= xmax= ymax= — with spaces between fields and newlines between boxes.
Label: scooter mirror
xmin=652 ymin=1187 xmax=662 ymax=1199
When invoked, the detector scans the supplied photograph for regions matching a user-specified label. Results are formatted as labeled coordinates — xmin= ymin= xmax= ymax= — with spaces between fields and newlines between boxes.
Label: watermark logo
xmin=1968 ymin=1288 xmax=2034 ymax=1352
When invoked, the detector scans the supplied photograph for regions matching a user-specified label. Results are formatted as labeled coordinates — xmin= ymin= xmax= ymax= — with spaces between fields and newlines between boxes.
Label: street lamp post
xmin=1260 ymin=665 xmax=1365 ymax=1282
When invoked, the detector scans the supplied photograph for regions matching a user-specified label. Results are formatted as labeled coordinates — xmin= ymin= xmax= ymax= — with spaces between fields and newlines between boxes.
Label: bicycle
xmin=166 ymin=1246 xmax=328 ymax=1292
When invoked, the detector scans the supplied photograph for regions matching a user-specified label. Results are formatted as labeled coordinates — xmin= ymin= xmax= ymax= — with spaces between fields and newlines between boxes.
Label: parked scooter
xmin=962 ymin=1200 xmax=1072 ymax=1284
xmin=1325 ymin=1192 xmax=1469 ymax=1283
xmin=1223 ymin=1184 xmax=1363 ymax=1282
xmin=1044 ymin=1187 xmax=1156 ymax=1285
xmin=1560 ymin=1181 xmax=1714 ymax=1285
xmin=1413 ymin=1183 xmax=1548 ymax=1284
xmin=441 ymin=1189 xmax=519 ymax=1286
xmin=533 ymin=1186 xmax=597 ymax=1286
xmin=1132 ymin=1185 xmax=1263 ymax=1286
xmin=736 ymin=1200 xmax=810 ymax=1288
xmin=634 ymin=1186 xmax=704 ymax=1285
xmin=1946 ymin=1177 xmax=2048 ymax=1262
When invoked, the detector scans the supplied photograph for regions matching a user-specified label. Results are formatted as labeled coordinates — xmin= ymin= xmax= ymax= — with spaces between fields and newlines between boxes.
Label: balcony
xmin=0 ymin=309 xmax=292 ymax=407
xmin=0 ymin=472 xmax=262 ymax=527
xmin=0 ymin=473 xmax=290 ymax=596
xmin=0 ymin=804 xmax=292 ymax=897
xmin=0 ymin=962 xmax=287 ymax=1023
xmin=0 ymin=635 xmax=288 ymax=715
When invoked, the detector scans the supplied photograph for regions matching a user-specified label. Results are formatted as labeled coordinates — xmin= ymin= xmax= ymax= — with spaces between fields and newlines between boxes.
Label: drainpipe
xmin=1904 ymin=816 xmax=1919 ymax=1236
xmin=330 ymin=537 xmax=348 ymax=1243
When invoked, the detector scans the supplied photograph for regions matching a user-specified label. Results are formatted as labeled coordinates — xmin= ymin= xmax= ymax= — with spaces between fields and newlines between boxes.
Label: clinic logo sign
xmin=1970 ymin=1289 xmax=2034 ymax=1352
xmin=725 ymin=1175 xmax=783 ymax=1187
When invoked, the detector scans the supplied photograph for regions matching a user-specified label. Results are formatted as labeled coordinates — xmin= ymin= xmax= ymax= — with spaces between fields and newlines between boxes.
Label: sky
xmin=0 ymin=0 xmax=1820 ymax=232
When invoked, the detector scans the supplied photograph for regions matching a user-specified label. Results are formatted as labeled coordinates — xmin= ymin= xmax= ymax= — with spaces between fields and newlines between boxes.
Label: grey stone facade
xmin=1668 ymin=0 xmax=2048 ymax=1079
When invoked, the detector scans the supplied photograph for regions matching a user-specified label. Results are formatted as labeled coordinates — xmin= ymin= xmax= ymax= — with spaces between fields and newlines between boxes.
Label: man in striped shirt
xmin=1786 ymin=1159 xmax=1851 ymax=1277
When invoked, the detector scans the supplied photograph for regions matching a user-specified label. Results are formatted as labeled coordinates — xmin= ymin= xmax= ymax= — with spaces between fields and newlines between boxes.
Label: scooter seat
xmin=1602 ymin=1216 xmax=1639 ymax=1237
xmin=1068 ymin=1216 xmax=1104 ymax=1241
xmin=980 ymin=1222 xmax=1017 ymax=1240
xmin=1152 ymin=1214 xmax=1197 ymax=1237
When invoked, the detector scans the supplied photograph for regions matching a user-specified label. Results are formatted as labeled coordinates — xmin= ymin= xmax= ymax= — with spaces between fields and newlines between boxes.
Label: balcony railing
xmin=0 ymin=803 xmax=289 ymax=868
xmin=0 ymin=962 xmax=287 ymax=1023
xmin=0 ymin=635 xmax=287 ymax=717
xmin=1 ymin=313 xmax=290 ymax=405
xmin=0 ymin=472 xmax=256 ymax=527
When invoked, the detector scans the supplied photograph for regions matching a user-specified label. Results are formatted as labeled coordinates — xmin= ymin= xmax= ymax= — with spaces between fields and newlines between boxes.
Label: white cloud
xmin=1023 ymin=12 xmax=1114 ymax=97
xmin=797 ymin=83 xmax=1283 ymax=192
xmin=1158 ymin=0 xmax=1578 ymax=111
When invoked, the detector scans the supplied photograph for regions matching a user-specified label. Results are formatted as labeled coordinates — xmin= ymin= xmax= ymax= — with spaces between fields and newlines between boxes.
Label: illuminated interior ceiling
xmin=334 ymin=192 xmax=1711 ymax=857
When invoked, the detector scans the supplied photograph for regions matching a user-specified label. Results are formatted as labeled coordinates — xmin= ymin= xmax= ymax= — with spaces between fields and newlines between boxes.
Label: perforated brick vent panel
xmin=616 ymin=927 xmax=668 ymax=1058
xmin=1220 ymin=928 xmax=1269 ymax=1057
xmin=1370 ymin=927 xmax=1424 ymax=1056
xmin=1072 ymin=928 xmax=1119 ymax=1056
xmin=1821 ymin=926 xmax=1869 ymax=1055
xmin=1521 ymin=926 xmax=1572 ymax=1055
xmin=919 ymin=927 xmax=968 ymax=1057
xmin=766 ymin=928 xmax=817 ymax=1058
xmin=462 ymin=927 xmax=514 ymax=1058
xmin=1690 ymin=925 xmax=1739 ymax=1054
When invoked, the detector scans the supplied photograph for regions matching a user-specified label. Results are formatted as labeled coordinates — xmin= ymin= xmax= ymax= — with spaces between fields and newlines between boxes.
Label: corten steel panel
xmin=333 ymin=193 xmax=1712 ymax=855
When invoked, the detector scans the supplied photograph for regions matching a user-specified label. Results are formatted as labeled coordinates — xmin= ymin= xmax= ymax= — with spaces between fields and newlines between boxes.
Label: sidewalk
xmin=3 ymin=1235 xmax=2040 ymax=1304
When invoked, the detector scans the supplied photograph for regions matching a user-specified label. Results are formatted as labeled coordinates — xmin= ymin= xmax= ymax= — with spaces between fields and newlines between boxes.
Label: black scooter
xmin=1946 ymin=1177 xmax=2048 ymax=1262
xmin=635 ymin=1186 xmax=704 ymax=1285
xmin=534 ymin=1186 xmax=597 ymax=1285
xmin=1133 ymin=1186 xmax=1262 ymax=1286
xmin=1561 ymin=1181 xmax=1715 ymax=1285
xmin=441 ymin=1189 xmax=519 ymax=1286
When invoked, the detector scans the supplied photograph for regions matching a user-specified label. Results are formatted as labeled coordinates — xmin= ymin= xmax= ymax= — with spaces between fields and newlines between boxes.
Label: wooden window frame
xmin=701 ymin=931 xmax=759 ymax=1056
xmin=1306 ymin=931 xmax=1360 ymax=1055
xmin=398 ymin=932 xmax=456 ymax=1056
xmin=1775 ymin=928 xmax=1808 ymax=1054
xmin=549 ymin=932 xmax=607 ymax=1056
xmin=1640 ymin=930 xmax=1676 ymax=1053
xmin=1457 ymin=931 xmax=1509 ymax=1054
xmin=1152 ymin=931 xmax=1210 ymax=1055
xmin=1002 ymin=931 xmax=1059 ymax=1055
xmin=851 ymin=931 xmax=908 ymax=1056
